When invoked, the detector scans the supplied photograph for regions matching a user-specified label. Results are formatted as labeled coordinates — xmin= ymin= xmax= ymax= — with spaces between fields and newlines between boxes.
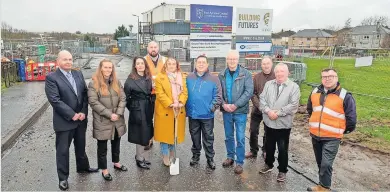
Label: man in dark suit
xmin=45 ymin=50 xmax=98 ymax=191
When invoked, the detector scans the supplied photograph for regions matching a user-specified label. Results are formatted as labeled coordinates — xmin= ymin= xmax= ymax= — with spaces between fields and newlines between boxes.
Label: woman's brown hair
xmin=129 ymin=56 xmax=151 ymax=80
xmin=92 ymin=59 xmax=120 ymax=96
xmin=161 ymin=57 xmax=181 ymax=74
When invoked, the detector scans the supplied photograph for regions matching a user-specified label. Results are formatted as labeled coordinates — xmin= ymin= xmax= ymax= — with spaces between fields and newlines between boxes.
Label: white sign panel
xmin=236 ymin=42 xmax=272 ymax=52
xmin=190 ymin=33 xmax=232 ymax=40
xmin=236 ymin=8 xmax=273 ymax=36
xmin=355 ymin=56 xmax=373 ymax=67
xmin=190 ymin=41 xmax=232 ymax=58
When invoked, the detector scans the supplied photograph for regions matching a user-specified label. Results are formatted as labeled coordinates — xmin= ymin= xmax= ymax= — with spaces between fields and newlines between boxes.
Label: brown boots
xmin=307 ymin=185 xmax=331 ymax=191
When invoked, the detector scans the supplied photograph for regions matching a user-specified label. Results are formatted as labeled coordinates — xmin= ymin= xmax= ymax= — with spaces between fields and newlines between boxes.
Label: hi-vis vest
xmin=144 ymin=55 xmax=166 ymax=94
xmin=309 ymin=87 xmax=347 ymax=139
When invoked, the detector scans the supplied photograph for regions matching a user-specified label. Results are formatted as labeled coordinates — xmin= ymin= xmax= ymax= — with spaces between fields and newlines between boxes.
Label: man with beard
xmin=144 ymin=41 xmax=167 ymax=150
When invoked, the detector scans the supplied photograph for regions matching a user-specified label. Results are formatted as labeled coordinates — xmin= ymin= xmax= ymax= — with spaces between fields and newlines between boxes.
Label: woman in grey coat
xmin=88 ymin=59 xmax=127 ymax=181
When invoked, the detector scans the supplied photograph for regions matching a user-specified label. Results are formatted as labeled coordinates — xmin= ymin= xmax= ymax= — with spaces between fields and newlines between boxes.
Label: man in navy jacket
xmin=45 ymin=50 xmax=98 ymax=191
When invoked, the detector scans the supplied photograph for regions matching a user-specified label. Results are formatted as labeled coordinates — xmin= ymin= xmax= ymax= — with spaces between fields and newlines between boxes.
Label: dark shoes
xmin=189 ymin=156 xmax=200 ymax=166
xmin=234 ymin=165 xmax=244 ymax=174
xmin=114 ymin=165 xmax=128 ymax=171
xmin=136 ymin=159 xmax=150 ymax=169
xmin=77 ymin=167 xmax=99 ymax=173
xmin=58 ymin=180 xmax=68 ymax=191
xmin=222 ymin=158 xmax=234 ymax=167
xmin=102 ymin=172 xmax=113 ymax=181
xmin=207 ymin=159 xmax=216 ymax=170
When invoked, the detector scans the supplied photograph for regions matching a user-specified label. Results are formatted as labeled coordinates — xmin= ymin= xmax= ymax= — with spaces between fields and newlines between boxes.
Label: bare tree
xmin=361 ymin=15 xmax=389 ymax=26
xmin=381 ymin=34 xmax=390 ymax=48
xmin=344 ymin=18 xmax=352 ymax=28
xmin=325 ymin=25 xmax=340 ymax=31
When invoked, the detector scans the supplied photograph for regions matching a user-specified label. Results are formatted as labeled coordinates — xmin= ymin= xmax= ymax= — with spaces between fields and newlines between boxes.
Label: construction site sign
xmin=190 ymin=4 xmax=233 ymax=58
xmin=235 ymin=8 xmax=273 ymax=53
xmin=38 ymin=45 xmax=46 ymax=55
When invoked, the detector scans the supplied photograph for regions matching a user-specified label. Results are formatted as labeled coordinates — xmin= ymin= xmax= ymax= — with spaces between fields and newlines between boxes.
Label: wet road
xmin=1 ymin=55 xmax=315 ymax=191
xmin=1 ymin=107 xmax=315 ymax=191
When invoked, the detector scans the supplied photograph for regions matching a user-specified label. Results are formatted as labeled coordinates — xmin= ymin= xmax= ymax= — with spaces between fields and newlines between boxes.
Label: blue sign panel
xmin=190 ymin=4 xmax=233 ymax=33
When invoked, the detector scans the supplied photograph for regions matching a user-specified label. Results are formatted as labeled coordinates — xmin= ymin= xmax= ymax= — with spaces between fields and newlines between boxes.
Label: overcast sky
xmin=1 ymin=0 xmax=390 ymax=34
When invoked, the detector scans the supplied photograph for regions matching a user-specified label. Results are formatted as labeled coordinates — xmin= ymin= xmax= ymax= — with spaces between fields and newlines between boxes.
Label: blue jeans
xmin=222 ymin=113 xmax=248 ymax=166
xmin=160 ymin=142 xmax=175 ymax=156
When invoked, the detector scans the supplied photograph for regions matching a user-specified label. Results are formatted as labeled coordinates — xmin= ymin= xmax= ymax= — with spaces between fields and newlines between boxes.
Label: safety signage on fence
xmin=235 ymin=8 xmax=273 ymax=53
xmin=190 ymin=4 xmax=233 ymax=58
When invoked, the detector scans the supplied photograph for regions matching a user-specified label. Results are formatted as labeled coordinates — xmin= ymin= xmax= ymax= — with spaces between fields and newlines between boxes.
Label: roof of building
xmin=350 ymin=25 xmax=390 ymax=35
xmin=272 ymin=30 xmax=296 ymax=39
xmin=142 ymin=2 xmax=189 ymax=14
xmin=291 ymin=29 xmax=333 ymax=38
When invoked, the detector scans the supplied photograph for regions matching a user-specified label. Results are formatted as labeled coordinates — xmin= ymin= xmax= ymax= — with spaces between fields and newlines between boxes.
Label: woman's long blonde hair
xmin=161 ymin=57 xmax=181 ymax=74
xmin=92 ymin=59 xmax=120 ymax=96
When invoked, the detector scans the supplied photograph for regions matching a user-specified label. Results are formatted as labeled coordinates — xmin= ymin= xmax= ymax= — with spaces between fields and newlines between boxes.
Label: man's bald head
xmin=57 ymin=50 xmax=73 ymax=71
xmin=57 ymin=50 xmax=72 ymax=59
xmin=147 ymin=41 xmax=159 ymax=57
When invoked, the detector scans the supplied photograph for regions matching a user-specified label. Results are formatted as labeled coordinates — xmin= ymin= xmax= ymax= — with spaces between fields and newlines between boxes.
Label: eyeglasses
xmin=321 ymin=75 xmax=337 ymax=80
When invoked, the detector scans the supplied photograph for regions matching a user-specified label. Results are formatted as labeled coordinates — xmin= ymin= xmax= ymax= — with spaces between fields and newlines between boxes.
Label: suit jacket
xmin=45 ymin=69 xmax=88 ymax=132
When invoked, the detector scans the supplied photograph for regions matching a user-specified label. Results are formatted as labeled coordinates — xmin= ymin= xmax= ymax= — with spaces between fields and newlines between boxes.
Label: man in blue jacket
xmin=218 ymin=50 xmax=254 ymax=174
xmin=186 ymin=55 xmax=222 ymax=170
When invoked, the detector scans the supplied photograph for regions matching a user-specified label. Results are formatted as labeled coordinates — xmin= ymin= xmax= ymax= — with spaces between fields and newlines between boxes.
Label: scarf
xmin=167 ymin=71 xmax=183 ymax=104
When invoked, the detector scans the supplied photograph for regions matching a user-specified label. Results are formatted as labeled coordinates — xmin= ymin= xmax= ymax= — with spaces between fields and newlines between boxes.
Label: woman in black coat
xmin=124 ymin=56 xmax=154 ymax=170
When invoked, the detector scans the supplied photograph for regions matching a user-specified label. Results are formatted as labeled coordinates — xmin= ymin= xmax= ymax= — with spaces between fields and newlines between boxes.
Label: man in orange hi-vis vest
xmin=307 ymin=68 xmax=357 ymax=192
xmin=144 ymin=41 xmax=167 ymax=150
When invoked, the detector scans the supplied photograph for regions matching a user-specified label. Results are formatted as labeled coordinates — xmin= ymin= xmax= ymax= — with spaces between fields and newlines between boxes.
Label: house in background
xmin=272 ymin=30 xmax=296 ymax=46
xmin=347 ymin=24 xmax=390 ymax=49
xmin=288 ymin=29 xmax=335 ymax=51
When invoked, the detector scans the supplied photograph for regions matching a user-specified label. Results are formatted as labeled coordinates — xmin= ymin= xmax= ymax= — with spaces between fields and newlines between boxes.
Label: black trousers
xmin=312 ymin=138 xmax=340 ymax=188
xmin=97 ymin=129 xmax=121 ymax=169
xmin=264 ymin=124 xmax=291 ymax=173
xmin=249 ymin=112 xmax=266 ymax=155
xmin=55 ymin=125 xmax=90 ymax=181
xmin=188 ymin=117 xmax=215 ymax=160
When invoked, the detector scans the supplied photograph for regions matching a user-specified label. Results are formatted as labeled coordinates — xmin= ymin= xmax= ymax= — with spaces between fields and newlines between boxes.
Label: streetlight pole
xmin=132 ymin=14 xmax=140 ymax=41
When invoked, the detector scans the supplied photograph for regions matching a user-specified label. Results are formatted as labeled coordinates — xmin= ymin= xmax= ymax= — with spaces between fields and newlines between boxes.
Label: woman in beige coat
xmin=88 ymin=59 xmax=127 ymax=181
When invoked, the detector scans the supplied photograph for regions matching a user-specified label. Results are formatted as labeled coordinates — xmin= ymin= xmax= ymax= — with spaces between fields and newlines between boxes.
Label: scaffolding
xmin=61 ymin=40 xmax=88 ymax=59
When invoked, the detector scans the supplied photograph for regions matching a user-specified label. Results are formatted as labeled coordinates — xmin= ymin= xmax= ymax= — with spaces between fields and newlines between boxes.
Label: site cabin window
xmin=175 ymin=8 xmax=185 ymax=20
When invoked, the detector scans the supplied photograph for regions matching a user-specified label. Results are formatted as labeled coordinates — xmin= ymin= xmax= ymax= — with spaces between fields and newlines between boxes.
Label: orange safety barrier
xmin=25 ymin=62 xmax=57 ymax=81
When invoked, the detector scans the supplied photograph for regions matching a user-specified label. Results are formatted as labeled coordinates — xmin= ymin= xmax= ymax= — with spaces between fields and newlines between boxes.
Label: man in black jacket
xmin=45 ymin=50 xmax=98 ymax=191
xmin=306 ymin=68 xmax=357 ymax=191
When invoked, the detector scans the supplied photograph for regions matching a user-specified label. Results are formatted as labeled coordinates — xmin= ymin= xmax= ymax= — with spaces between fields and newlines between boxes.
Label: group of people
xmin=45 ymin=41 xmax=357 ymax=191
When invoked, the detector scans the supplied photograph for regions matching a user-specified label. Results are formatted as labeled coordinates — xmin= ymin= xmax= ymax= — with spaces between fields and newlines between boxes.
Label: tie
xmin=66 ymin=72 xmax=78 ymax=96
xmin=277 ymin=84 xmax=281 ymax=96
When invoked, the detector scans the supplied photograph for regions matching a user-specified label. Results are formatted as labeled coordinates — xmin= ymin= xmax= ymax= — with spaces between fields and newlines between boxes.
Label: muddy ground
xmin=214 ymin=105 xmax=390 ymax=191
